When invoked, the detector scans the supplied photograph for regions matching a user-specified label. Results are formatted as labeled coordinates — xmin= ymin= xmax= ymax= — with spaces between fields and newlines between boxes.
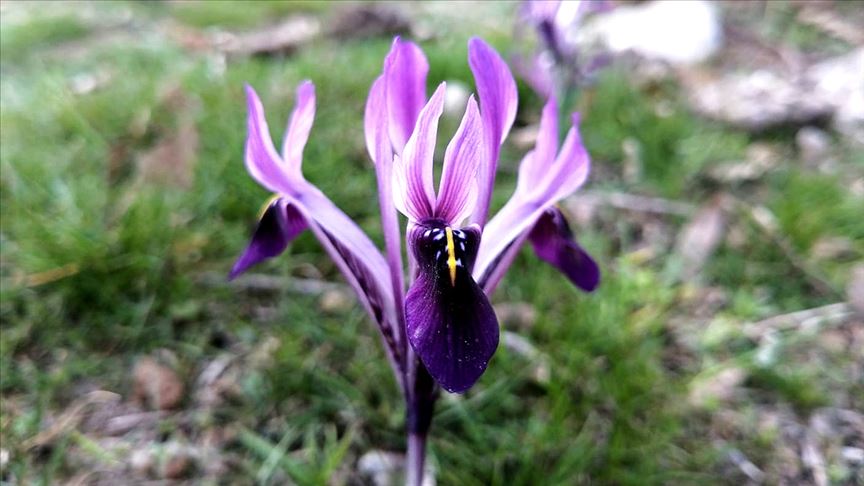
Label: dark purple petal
xmin=435 ymin=96 xmax=482 ymax=225
xmin=405 ymin=222 xmax=499 ymax=393
xmin=529 ymin=208 xmax=599 ymax=292
xmin=230 ymin=199 xmax=306 ymax=280
xmin=384 ymin=37 xmax=429 ymax=153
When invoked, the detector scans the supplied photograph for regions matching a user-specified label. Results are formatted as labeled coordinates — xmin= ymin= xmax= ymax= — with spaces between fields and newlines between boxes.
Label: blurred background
xmin=1 ymin=1 xmax=862 ymax=484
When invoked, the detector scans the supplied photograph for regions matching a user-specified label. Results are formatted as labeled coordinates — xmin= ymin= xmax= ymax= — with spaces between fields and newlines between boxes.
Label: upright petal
xmin=405 ymin=223 xmax=499 ymax=393
xmin=529 ymin=208 xmax=599 ymax=292
xmin=244 ymin=85 xmax=294 ymax=194
xmin=230 ymin=198 xmax=307 ymax=280
xmin=516 ymin=96 xmax=558 ymax=196
xmin=435 ymin=96 xmax=483 ymax=225
xmin=392 ymin=83 xmax=446 ymax=222
xmin=474 ymin=113 xmax=591 ymax=291
xmin=468 ymin=37 xmax=518 ymax=226
xmin=280 ymin=81 xmax=315 ymax=171
xmin=385 ymin=37 xmax=429 ymax=153
xmin=365 ymin=74 xmax=407 ymax=349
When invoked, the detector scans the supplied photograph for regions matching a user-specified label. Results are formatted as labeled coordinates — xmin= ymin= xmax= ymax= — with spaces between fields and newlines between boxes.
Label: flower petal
xmin=405 ymin=223 xmax=499 ymax=393
xmin=280 ymin=81 xmax=315 ymax=171
xmin=435 ymin=96 xmax=482 ymax=225
xmin=529 ymin=208 xmax=600 ymax=291
xmin=244 ymin=85 xmax=295 ymax=194
xmin=392 ymin=83 xmax=446 ymax=222
xmin=365 ymin=74 xmax=407 ymax=343
xmin=516 ymin=96 xmax=558 ymax=195
xmin=385 ymin=37 xmax=429 ymax=153
xmin=468 ymin=37 xmax=518 ymax=226
xmin=229 ymin=198 xmax=307 ymax=280
xmin=474 ymin=113 xmax=590 ymax=289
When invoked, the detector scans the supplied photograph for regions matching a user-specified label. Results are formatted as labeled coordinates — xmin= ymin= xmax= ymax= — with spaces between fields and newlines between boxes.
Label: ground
xmin=1 ymin=1 xmax=862 ymax=485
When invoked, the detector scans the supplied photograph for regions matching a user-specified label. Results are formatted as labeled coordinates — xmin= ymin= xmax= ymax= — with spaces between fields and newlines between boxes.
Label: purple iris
xmin=231 ymin=36 xmax=598 ymax=404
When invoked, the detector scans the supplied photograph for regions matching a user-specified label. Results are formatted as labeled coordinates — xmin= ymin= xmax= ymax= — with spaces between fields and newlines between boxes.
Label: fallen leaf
xmin=674 ymin=195 xmax=728 ymax=280
xmin=132 ymin=357 xmax=184 ymax=411
xmin=327 ymin=4 xmax=411 ymax=40
xmin=217 ymin=16 xmax=321 ymax=57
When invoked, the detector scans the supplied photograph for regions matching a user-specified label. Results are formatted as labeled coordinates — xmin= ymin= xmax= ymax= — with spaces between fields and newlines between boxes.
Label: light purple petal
xmin=517 ymin=96 xmax=559 ymax=195
xmin=467 ymin=37 xmax=518 ymax=226
xmin=405 ymin=223 xmax=499 ymax=393
xmin=291 ymin=183 xmax=403 ymax=369
xmin=364 ymin=75 xmax=387 ymax=163
xmin=529 ymin=208 xmax=599 ymax=292
xmin=244 ymin=85 xmax=295 ymax=194
xmin=392 ymin=83 xmax=446 ymax=222
xmin=366 ymin=74 xmax=407 ymax=350
xmin=280 ymin=81 xmax=315 ymax=171
xmin=229 ymin=198 xmax=306 ymax=280
xmin=385 ymin=37 xmax=429 ymax=154
xmin=474 ymin=113 xmax=590 ymax=287
xmin=435 ymin=96 xmax=483 ymax=225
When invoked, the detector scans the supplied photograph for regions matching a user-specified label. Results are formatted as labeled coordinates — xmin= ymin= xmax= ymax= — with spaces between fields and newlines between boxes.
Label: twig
xmin=199 ymin=272 xmax=347 ymax=295
xmin=736 ymin=201 xmax=843 ymax=299
xmin=567 ymin=190 xmax=697 ymax=217
xmin=743 ymin=302 xmax=852 ymax=340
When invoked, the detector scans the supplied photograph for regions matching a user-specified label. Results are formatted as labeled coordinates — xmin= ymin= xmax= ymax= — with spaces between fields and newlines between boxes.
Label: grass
xmin=1 ymin=1 xmax=861 ymax=485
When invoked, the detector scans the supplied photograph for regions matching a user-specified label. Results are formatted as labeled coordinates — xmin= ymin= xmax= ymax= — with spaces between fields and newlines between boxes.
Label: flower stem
xmin=406 ymin=431 xmax=427 ymax=486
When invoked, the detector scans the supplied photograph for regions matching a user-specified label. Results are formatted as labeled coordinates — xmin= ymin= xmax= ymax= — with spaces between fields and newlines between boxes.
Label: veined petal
xmin=516 ymin=96 xmax=558 ymax=195
xmin=468 ymin=37 xmax=518 ymax=226
xmin=474 ymin=113 xmax=591 ymax=290
xmin=365 ymin=74 xmax=407 ymax=345
xmin=294 ymin=184 xmax=398 ymax=330
xmin=405 ymin=222 xmax=499 ymax=393
xmin=244 ymin=85 xmax=294 ymax=194
xmin=529 ymin=208 xmax=599 ymax=292
xmin=364 ymin=75 xmax=387 ymax=163
xmin=385 ymin=37 xmax=429 ymax=153
xmin=393 ymin=83 xmax=446 ymax=222
xmin=435 ymin=96 xmax=482 ymax=225
xmin=229 ymin=198 xmax=307 ymax=280
xmin=280 ymin=81 xmax=315 ymax=171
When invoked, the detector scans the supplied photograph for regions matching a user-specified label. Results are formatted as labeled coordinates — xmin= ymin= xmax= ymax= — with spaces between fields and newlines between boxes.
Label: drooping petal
xmin=435 ymin=96 xmax=483 ymax=225
xmin=529 ymin=208 xmax=600 ymax=291
xmin=244 ymin=85 xmax=295 ymax=194
xmin=405 ymin=223 xmax=499 ymax=393
xmin=468 ymin=37 xmax=518 ymax=226
xmin=392 ymin=83 xmax=446 ymax=222
xmin=384 ymin=37 xmax=429 ymax=153
xmin=229 ymin=198 xmax=307 ymax=280
xmin=280 ymin=81 xmax=315 ymax=170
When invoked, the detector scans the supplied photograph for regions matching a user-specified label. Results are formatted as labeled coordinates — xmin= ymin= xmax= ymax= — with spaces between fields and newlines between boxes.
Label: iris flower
xmin=231 ymin=36 xmax=598 ymax=483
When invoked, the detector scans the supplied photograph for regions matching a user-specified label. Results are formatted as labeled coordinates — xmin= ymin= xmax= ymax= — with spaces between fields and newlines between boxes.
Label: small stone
xmin=319 ymin=289 xmax=353 ymax=314
xmin=811 ymin=236 xmax=856 ymax=261
xmin=161 ymin=442 xmax=194 ymax=480
xmin=444 ymin=81 xmax=470 ymax=117
xmin=796 ymin=126 xmax=831 ymax=163
xmin=132 ymin=357 xmax=184 ymax=410
xmin=0 ymin=448 xmax=9 ymax=472
xmin=847 ymin=264 xmax=864 ymax=317
xmin=129 ymin=448 xmax=154 ymax=477
xmin=493 ymin=302 xmax=537 ymax=330
xmin=688 ymin=366 xmax=746 ymax=408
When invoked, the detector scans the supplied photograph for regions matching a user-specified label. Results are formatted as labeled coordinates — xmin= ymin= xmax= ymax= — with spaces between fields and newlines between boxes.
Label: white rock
xmin=581 ymin=0 xmax=722 ymax=65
